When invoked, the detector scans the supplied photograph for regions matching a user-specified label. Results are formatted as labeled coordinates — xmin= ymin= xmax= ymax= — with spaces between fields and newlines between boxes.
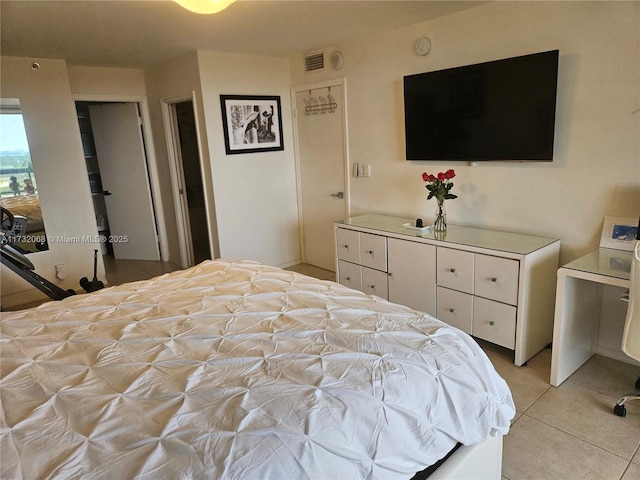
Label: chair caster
xmin=613 ymin=404 xmax=627 ymax=417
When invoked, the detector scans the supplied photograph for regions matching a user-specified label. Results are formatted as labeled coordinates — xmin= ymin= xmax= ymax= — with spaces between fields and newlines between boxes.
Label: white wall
xmin=3 ymin=2 xmax=636 ymax=309
xmin=68 ymin=65 xmax=147 ymax=97
xmin=70 ymin=52 xmax=302 ymax=269
xmin=144 ymin=50 xmax=301 ymax=268
xmin=290 ymin=1 xmax=640 ymax=265
xmin=69 ymin=64 xmax=175 ymax=265
xmin=1 ymin=57 xmax=102 ymax=307
xmin=1 ymin=49 xmax=300 ymax=308
xmin=144 ymin=51 xmax=205 ymax=266
xmin=197 ymin=50 xmax=301 ymax=267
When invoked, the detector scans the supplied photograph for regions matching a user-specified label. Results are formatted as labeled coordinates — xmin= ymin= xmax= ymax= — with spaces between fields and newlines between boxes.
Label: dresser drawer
xmin=473 ymin=297 xmax=516 ymax=349
xmin=437 ymin=287 xmax=473 ymax=335
xmin=362 ymin=266 xmax=388 ymax=299
xmin=337 ymin=260 xmax=362 ymax=291
xmin=336 ymin=228 xmax=360 ymax=263
xmin=474 ymin=254 xmax=519 ymax=305
xmin=360 ymin=233 xmax=387 ymax=271
xmin=437 ymin=248 xmax=474 ymax=294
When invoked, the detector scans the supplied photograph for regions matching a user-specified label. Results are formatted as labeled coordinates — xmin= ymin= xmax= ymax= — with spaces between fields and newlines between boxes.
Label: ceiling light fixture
xmin=173 ymin=0 xmax=236 ymax=14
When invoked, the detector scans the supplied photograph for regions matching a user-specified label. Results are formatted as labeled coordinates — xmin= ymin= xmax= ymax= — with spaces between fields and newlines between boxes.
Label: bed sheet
xmin=1 ymin=259 xmax=515 ymax=479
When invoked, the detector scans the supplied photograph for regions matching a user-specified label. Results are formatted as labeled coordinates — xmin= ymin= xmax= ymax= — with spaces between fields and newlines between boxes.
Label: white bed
xmin=1 ymin=259 xmax=515 ymax=479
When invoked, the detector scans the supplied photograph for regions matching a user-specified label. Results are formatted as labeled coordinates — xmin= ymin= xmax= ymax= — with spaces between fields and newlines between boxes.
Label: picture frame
xmin=220 ymin=95 xmax=284 ymax=155
xmin=599 ymin=216 xmax=639 ymax=251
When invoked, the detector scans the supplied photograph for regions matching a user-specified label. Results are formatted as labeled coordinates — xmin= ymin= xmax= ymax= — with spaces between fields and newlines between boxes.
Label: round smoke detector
xmin=415 ymin=37 xmax=432 ymax=56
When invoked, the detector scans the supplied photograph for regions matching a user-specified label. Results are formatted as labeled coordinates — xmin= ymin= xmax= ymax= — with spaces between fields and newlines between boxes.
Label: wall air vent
xmin=304 ymin=52 xmax=325 ymax=72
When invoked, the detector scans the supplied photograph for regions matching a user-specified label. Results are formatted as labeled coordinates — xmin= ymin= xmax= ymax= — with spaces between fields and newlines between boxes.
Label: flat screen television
xmin=404 ymin=50 xmax=559 ymax=161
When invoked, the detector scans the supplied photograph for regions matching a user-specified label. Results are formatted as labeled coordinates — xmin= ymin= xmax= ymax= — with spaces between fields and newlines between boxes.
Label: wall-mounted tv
xmin=404 ymin=50 xmax=559 ymax=161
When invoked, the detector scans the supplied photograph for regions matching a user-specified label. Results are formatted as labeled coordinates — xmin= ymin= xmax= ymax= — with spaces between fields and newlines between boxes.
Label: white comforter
xmin=1 ymin=260 xmax=515 ymax=479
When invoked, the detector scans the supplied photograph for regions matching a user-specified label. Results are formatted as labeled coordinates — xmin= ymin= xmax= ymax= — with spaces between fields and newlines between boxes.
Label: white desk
xmin=550 ymin=248 xmax=632 ymax=386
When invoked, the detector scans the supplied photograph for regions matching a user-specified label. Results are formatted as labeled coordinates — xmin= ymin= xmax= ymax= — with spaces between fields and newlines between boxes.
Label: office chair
xmin=613 ymin=240 xmax=640 ymax=417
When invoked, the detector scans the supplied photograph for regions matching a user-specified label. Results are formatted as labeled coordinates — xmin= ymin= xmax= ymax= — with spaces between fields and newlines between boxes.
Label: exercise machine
xmin=1 ymin=207 xmax=76 ymax=301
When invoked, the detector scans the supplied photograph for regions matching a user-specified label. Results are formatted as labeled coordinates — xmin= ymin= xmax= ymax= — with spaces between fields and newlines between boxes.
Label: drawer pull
xmin=489 ymin=321 xmax=495 ymax=326
xmin=346 ymin=276 xmax=351 ymax=281
xmin=491 ymin=277 xmax=497 ymax=283
xmin=368 ymin=250 xmax=374 ymax=255
xmin=343 ymin=244 xmax=349 ymax=249
xmin=449 ymin=268 xmax=456 ymax=273
xmin=449 ymin=308 xmax=455 ymax=313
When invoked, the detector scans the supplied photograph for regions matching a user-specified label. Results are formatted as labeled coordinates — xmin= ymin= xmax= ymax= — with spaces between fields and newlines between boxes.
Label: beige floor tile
xmin=104 ymin=270 xmax=150 ymax=286
xmin=526 ymin=346 xmax=552 ymax=374
xmin=476 ymin=338 xmax=515 ymax=362
xmin=286 ymin=263 xmax=335 ymax=281
xmin=483 ymin=347 xmax=551 ymax=413
xmin=566 ymin=355 xmax=640 ymax=399
xmin=103 ymin=256 xmax=181 ymax=286
xmin=622 ymin=462 xmax=640 ymax=480
xmin=102 ymin=258 xmax=145 ymax=282
xmin=633 ymin=447 xmax=640 ymax=466
xmin=476 ymin=339 xmax=552 ymax=374
xmin=503 ymin=415 xmax=629 ymax=480
xmin=130 ymin=259 xmax=182 ymax=277
xmin=526 ymin=382 xmax=640 ymax=460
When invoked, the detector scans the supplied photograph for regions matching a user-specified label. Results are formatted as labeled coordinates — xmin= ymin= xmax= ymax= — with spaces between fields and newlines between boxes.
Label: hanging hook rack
xmin=303 ymin=87 xmax=337 ymax=116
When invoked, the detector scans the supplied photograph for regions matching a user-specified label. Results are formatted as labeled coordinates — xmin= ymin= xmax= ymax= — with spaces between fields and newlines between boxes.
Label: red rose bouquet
xmin=422 ymin=169 xmax=457 ymax=232
xmin=422 ymin=169 xmax=457 ymax=204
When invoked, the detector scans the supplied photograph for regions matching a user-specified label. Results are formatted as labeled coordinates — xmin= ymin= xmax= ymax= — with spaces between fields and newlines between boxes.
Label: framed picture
xmin=599 ymin=216 xmax=639 ymax=251
xmin=220 ymin=95 xmax=284 ymax=154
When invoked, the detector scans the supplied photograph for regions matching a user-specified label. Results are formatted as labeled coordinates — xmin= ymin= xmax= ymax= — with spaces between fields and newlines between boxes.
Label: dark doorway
xmin=175 ymin=101 xmax=210 ymax=264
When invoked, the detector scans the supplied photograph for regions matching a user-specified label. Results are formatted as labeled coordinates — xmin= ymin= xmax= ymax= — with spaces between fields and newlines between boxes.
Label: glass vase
xmin=434 ymin=200 xmax=447 ymax=232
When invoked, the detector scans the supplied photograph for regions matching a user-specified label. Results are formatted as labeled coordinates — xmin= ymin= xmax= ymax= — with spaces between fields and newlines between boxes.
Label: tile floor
xmin=102 ymin=254 xmax=184 ymax=285
xmin=19 ymin=258 xmax=640 ymax=479
xmin=481 ymin=341 xmax=640 ymax=480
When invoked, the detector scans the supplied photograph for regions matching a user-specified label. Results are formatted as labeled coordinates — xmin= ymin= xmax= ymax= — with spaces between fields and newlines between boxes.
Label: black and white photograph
xmin=220 ymin=95 xmax=284 ymax=154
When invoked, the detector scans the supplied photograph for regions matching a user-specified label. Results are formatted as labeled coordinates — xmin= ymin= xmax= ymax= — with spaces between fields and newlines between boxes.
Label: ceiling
xmin=1 ymin=0 xmax=485 ymax=68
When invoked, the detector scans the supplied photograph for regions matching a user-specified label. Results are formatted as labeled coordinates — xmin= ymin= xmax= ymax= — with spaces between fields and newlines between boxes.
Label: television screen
xmin=404 ymin=50 xmax=559 ymax=161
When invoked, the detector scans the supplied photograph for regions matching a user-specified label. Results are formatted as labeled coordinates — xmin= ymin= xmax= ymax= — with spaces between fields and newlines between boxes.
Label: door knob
xmin=331 ymin=192 xmax=344 ymax=199
xmin=102 ymin=190 xmax=112 ymax=196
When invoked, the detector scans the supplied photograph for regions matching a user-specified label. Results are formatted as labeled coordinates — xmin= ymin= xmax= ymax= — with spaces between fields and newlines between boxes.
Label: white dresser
xmin=335 ymin=213 xmax=560 ymax=366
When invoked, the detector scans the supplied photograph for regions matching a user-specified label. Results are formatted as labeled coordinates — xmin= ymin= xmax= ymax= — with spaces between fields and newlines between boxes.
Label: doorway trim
xmin=73 ymin=94 xmax=168 ymax=261
xmin=290 ymin=78 xmax=351 ymax=265
xmin=161 ymin=92 xmax=215 ymax=268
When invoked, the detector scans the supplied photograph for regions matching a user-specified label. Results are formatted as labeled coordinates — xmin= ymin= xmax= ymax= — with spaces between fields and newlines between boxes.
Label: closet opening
xmin=168 ymin=99 xmax=211 ymax=266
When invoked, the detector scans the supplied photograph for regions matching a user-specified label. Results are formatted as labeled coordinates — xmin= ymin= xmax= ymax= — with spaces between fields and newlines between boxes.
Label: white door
xmin=89 ymin=103 xmax=160 ymax=261
xmin=295 ymin=84 xmax=347 ymax=271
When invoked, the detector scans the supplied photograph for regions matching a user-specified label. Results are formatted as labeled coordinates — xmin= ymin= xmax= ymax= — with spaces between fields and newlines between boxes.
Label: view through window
xmin=0 ymin=99 xmax=48 ymax=252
